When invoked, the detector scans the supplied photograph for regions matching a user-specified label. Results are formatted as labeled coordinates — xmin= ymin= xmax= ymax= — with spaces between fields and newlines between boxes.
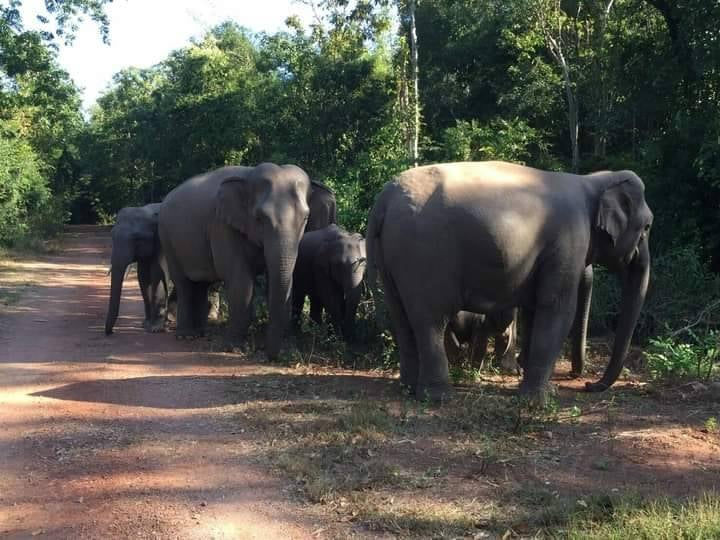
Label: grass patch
xmin=562 ymin=492 xmax=720 ymax=539
xmin=356 ymin=497 xmax=486 ymax=537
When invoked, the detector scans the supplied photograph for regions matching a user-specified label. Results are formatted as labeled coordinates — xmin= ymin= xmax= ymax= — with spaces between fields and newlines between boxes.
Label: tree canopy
xmin=3 ymin=0 xmax=720 ymax=294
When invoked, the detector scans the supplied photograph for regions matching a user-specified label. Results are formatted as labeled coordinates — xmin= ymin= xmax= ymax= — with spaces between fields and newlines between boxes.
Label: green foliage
xmin=0 ymin=0 xmax=110 ymax=244
xmin=0 ymin=126 xmax=50 ymax=245
xmin=438 ymin=118 xmax=544 ymax=164
xmin=591 ymin=244 xmax=720 ymax=342
xmin=645 ymin=331 xmax=719 ymax=381
xmin=565 ymin=492 xmax=720 ymax=539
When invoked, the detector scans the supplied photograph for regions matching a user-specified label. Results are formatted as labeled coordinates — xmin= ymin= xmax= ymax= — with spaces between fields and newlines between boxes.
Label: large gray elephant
xmin=291 ymin=224 xmax=366 ymax=340
xmin=367 ymin=161 xmax=651 ymax=401
xmin=105 ymin=203 xmax=169 ymax=335
xmin=307 ymin=180 xmax=337 ymax=232
xmin=158 ymin=163 xmax=311 ymax=359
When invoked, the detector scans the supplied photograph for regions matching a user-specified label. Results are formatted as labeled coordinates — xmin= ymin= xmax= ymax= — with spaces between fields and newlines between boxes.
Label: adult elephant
xmin=291 ymin=224 xmax=366 ymax=340
xmin=105 ymin=203 xmax=169 ymax=335
xmin=158 ymin=163 xmax=311 ymax=359
xmin=367 ymin=161 xmax=651 ymax=401
xmin=307 ymin=180 xmax=337 ymax=232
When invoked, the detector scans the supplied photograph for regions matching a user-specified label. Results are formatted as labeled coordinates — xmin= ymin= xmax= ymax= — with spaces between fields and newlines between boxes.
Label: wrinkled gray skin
xmin=445 ymin=309 xmax=518 ymax=372
xmin=158 ymin=163 xmax=311 ymax=359
xmin=307 ymin=180 xmax=337 ymax=232
xmin=251 ymin=178 xmax=337 ymax=313
xmin=292 ymin=225 xmax=367 ymax=340
xmin=105 ymin=203 xmax=169 ymax=335
xmin=450 ymin=265 xmax=594 ymax=376
xmin=367 ymin=161 xmax=652 ymax=401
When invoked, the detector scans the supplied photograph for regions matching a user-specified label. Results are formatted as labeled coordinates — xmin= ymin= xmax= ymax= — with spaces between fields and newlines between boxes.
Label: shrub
xmin=437 ymin=117 xmax=547 ymax=165
xmin=590 ymin=244 xmax=720 ymax=342
xmin=644 ymin=330 xmax=719 ymax=381
xmin=0 ymin=133 xmax=52 ymax=246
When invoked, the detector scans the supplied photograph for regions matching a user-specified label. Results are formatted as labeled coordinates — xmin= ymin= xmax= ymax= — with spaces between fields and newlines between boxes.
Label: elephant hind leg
xmin=172 ymin=275 xmax=199 ymax=338
xmin=412 ymin=315 xmax=452 ymax=402
xmin=191 ymin=281 xmax=211 ymax=335
xmin=380 ymin=272 xmax=419 ymax=393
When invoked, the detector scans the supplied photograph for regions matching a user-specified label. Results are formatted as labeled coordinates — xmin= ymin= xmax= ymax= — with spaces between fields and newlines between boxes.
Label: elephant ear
xmin=314 ymin=238 xmax=335 ymax=277
xmin=217 ymin=176 xmax=254 ymax=236
xmin=595 ymin=179 xmax=633 ymax=246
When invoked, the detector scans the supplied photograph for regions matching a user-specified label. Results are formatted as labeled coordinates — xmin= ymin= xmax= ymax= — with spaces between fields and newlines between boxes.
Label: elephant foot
xmin=176 ymin=328 xmax=205 ymax=340
xmin=495 ymin=356 xmax=520 ymax=375
xmin=143 ymin=319 xmax=167 ymax=333
xmin=415 ymin=382 xmax=454 ymax=403
xmin=584 ymin=381 xmax=609 ymax=392
xmin=518 ymin=381 xmax=557 ymax=408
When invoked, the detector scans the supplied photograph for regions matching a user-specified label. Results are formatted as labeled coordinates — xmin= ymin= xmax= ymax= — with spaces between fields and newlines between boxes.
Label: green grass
xmin=553 ymin=493 xmax=720 ymax=539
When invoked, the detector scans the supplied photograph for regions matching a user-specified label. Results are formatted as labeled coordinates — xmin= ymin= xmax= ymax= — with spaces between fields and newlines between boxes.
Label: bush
xmin=590 ymin=244 xmax=720 ymax=342
xmin=436 ymin=117 xmax=547 ymax=165
xmin=645 ymin=331 xmax=719 ymax=381
xmin=0 ymin=132 xmax=51 ymax=246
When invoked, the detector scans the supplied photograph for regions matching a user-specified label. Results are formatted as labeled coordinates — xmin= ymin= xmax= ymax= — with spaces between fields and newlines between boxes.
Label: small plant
xmin=705 ymin=417 xmax=718 ymax=433
xmin=645 ymin=330 xmax=719 ymax=381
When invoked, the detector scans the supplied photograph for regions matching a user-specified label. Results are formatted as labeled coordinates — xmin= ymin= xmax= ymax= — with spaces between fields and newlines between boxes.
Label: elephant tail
xmin=365 ymin=182 xmax=396 ymax=288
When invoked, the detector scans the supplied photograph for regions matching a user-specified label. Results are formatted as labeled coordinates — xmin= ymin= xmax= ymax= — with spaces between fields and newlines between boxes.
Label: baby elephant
xmin=444 ymin=309 xmax=518 ymax=372
xmin=106 ymin=203 xmax=169 ymax=335
xmin=292 ymin=225 xmax=367 ymax=340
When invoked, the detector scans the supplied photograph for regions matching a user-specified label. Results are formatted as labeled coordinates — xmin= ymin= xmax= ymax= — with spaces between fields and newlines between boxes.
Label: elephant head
xmin=587 ymin=171 xmax=653 ymax=391
xmin=105 ymin=204 xmax=161 ymax=335
xmin=306 ymin=179 xmax=337 ymax=232
xmin=217 ymin=163 xmax=310 ymax=358
xmin=316 ymin=227 xmax=367 ymax=340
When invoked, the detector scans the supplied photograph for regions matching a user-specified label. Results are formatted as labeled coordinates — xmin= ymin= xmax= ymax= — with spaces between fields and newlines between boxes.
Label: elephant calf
xmin=445 ymin=310 xmax=518 ymax=372
xmin=292 ymin=225 xmax=367 ymax=340
xmin=105 ymin=203 xmax=169 ymax=335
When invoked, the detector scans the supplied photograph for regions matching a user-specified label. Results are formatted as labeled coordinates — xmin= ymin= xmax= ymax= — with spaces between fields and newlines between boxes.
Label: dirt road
xmin=3 ymin=227 xmax=720 ymax=538
xmin=0 ymin=227 xmax=354 ymax=539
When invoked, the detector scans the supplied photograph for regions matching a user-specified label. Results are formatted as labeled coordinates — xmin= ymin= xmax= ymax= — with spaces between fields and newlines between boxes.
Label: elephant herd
xmin=105 ymin=160 xmax=653 ymax=402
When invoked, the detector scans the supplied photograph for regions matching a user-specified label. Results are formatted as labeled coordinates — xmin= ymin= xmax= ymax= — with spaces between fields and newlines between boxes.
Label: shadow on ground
xmin=33 ymin=373 xmax=398 ymax=409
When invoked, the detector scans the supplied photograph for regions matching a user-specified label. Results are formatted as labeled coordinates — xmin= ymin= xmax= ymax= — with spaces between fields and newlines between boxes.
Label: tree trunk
xmin=408 ymin=0 xmax=420 ymax=167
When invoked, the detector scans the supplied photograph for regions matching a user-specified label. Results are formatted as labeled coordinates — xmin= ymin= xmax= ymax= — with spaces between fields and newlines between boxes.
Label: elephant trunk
xmin=341 ymin=258 xmax=365 ymax=340
xmin=105 ymin=255 xmax=132 ymax=335
xmin=586 ymin=240 xmax=650 ymax=391
xmin=265 ymin=234 xmax=298 ymax=359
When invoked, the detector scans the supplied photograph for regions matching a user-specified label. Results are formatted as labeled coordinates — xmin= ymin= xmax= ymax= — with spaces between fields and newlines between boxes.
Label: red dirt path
xmin=0 ymin=226 xmax=357 ymax=539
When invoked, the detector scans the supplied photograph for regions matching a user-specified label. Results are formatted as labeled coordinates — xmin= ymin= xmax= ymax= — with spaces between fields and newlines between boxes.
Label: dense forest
xmin=2 ymin=0 xmax=719 ymax=355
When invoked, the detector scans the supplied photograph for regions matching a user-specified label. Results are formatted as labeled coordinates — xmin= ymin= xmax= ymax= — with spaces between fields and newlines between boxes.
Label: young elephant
xmin=105 ymin=203 xmax=169 ymax=335
xmin=444 ymin=309 xmax=518 ymax=372
xmin=292 ymin=225 xmax=367 ymax=340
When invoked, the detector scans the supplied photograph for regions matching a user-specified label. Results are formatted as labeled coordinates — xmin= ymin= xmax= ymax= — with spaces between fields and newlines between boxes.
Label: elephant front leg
xmin=224 ymin=271 xmax=255 ymax=351
xmin=137 ymin=260 xmax=166 ymax=332
xmin=290 ymin=286 xmax=307 ymax=332
xmin=570 ymin=265 xmax=593 ymax=377
xmin=468 ymin=330 xmax=489 ymax=369
xmin=519 ymin=285 xmax=578 ymax=402
xmin=149 ymin=260 xmax=169 ymax=332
